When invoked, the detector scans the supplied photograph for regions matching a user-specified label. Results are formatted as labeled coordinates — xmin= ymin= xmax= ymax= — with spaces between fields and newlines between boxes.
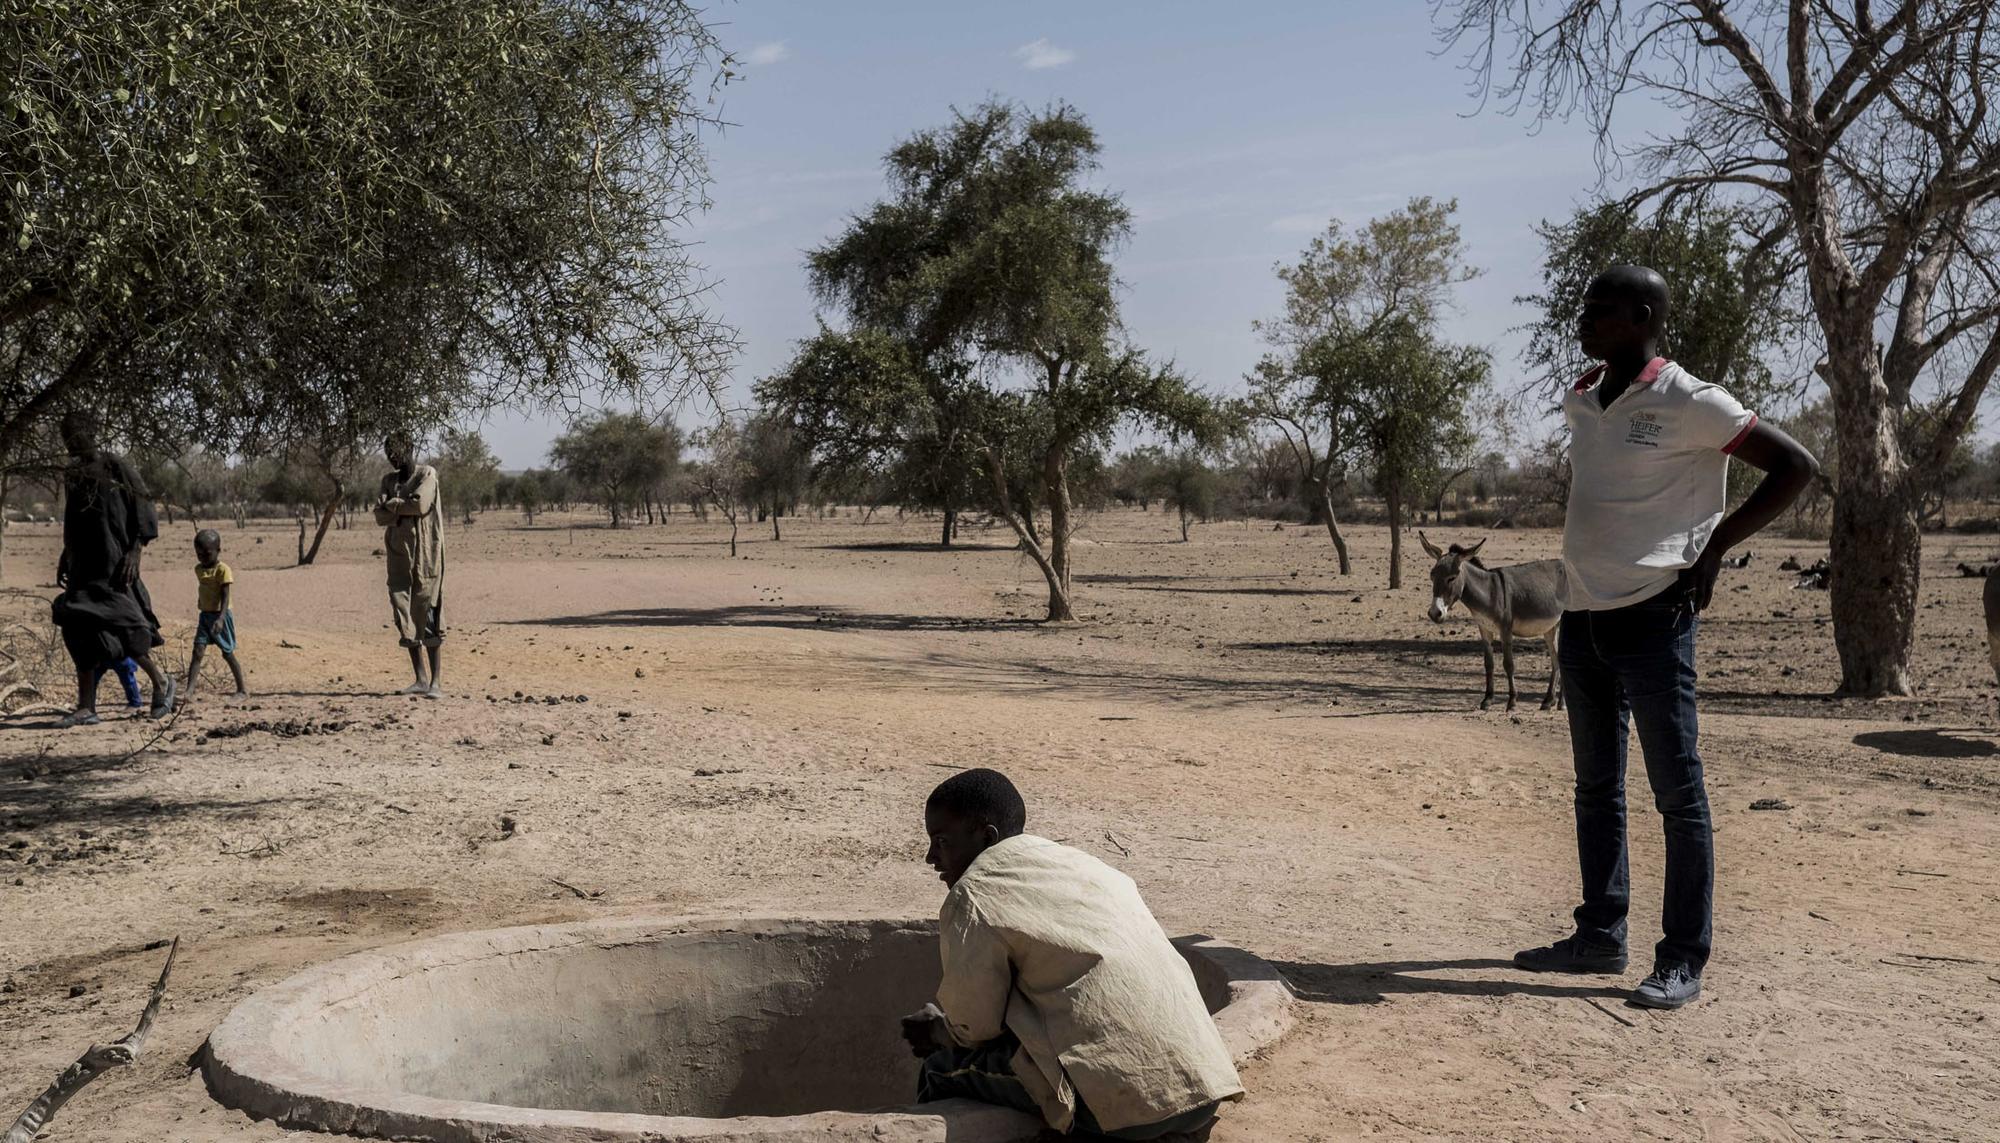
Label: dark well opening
xmin=282 ymin=920 xmax=956 ymax=1118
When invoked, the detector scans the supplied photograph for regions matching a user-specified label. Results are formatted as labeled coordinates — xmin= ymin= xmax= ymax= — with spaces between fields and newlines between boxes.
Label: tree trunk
xmin=728 ymin=515 xmax=738 ymax=557
xmin=940 ymin=507 xmax=956 ymax=548
xmin=1044 ymin=444 xmax=1075 ymax=614
xmin=1179 ymin=506 xmax=1191 ymax=542
xmin=0 ymin=471 xmax=9 ymax=584
xmin=1827 ymin=356 xmax=1919 ymax=696
xmin=771 ymin=510 xmax=781 ymax=541
xmin=982 ymin=445 xmax=1073 ymax=621
xmin=1385 ymin=480 xmax=1404 ymax=590
xmin=298 ymin=494 xmax=340 ymax=566
xmin=1317 ymin=481 xmax=1353 ymax=574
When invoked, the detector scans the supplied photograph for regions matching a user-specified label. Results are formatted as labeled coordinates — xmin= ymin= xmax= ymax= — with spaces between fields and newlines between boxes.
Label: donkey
xmin=1420 ymin=532 xmax=1566 ymax=712
xmin=1984 ymin=573 xmax=2000 ymax=695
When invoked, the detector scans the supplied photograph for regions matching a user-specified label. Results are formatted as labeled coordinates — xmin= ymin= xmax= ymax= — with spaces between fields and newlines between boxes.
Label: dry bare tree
xmin=1438 ymin=2 xmax=2000 ymax=696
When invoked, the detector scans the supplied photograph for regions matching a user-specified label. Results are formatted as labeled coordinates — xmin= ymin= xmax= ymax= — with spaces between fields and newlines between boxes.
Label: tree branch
xmin=1919 ymin=329 xmax=2000 ymax=475
xmin=5 ymin=938 xmax=177 ymax=1143
xmin=1690 ymin=0 xmax=1795 ymax=124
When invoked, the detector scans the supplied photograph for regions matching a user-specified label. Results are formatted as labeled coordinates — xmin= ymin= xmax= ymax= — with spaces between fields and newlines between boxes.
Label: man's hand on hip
xmin=1685 ymin=549 xmax=1723 ymax=613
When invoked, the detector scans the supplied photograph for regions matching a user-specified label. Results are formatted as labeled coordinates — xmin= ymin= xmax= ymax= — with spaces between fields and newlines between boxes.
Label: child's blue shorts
xmin=195 ymin=610 xmax=237 ymax=653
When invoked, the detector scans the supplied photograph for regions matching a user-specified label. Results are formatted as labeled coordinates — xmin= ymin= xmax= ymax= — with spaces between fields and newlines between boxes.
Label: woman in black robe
xmin=52 ymin=411 xmax=176 ymax=725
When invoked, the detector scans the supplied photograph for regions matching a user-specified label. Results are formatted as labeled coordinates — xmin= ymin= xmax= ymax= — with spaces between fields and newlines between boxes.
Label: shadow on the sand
xmin=1275 ymin=958 xmax=1629 ymax=1003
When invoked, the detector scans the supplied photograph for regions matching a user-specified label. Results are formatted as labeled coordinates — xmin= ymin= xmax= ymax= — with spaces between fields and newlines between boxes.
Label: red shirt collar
xmin=1573 ymin=356 xmax=1669 ymax=393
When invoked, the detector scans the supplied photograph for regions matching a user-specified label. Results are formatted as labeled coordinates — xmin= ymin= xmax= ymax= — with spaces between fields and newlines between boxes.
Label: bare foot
xmin=398 ymin=681 xmax=430 ymax=696
xmin=423 ymin=684 xmax=443 ymax=700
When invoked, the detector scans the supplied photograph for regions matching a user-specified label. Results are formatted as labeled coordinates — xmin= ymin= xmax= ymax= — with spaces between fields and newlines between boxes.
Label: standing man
xmin=51 ymin=410 xmax=176 ymax=724
xmin=900 ymin=769 xmax=1241 ymax=1140
xmin=373 ymin=433 xmax=445 ymax=698
xmin=1513 ymin=266 xmax=1817 ymax=1008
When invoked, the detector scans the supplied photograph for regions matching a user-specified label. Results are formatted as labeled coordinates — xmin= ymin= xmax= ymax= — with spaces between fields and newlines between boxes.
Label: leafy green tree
xmin=430 ymin=429 xmax=501 ymax=526
xmin=1248 ymin=197 xmax=1483 ymax=584
xmin=2 ymin=0 xmax=735 ymax=470
xmin=1104 ymin=447 xmax=1165 ymax=509
xmin=514 ymin=471 xmax=546 ymax=525
xmin=693 ymin=417 xmax=752 ymax=556
xmin=809 ymin=102 xmax=1217 ymax=619
xmin=1519 ymin=201 xmax=1795 ymax=414
xmin=550 ymin=412 xmax=681 ymax=527
xmin=1152 ymin=448 xmax=1219 ymax=542
xmin=742 ymin=412 xmax=809 ymax=539
xmin=1326 ymin=319 xmax=1489 ymax=586
xmin=758 ymin=326 xmax=985 ymax=547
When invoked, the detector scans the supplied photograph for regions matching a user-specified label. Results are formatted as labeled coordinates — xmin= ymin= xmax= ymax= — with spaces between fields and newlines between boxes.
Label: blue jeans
xmin=1559 ymin=584 xmax=1713 ymax=974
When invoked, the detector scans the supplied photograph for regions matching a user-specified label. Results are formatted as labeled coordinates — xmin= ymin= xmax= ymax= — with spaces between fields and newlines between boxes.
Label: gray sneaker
xmin=1513 ymin=935 xmax=1627 ymax=974
xmin=1630 ymin=964 xmax=1702 ymax=1009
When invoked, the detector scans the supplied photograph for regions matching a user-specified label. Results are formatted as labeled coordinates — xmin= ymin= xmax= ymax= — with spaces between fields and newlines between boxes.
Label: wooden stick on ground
xmin=4 ymin=937 xmax=178 ymax=1143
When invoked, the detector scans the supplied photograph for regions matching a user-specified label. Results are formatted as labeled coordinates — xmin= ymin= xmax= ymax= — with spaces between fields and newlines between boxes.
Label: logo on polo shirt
xmin=1624 ymin=411 xmax=1663 ymax=447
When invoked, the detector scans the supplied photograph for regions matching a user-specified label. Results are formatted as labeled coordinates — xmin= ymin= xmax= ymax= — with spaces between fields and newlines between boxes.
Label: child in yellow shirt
xmin=186 ymin=529 xmax=247 ymax=699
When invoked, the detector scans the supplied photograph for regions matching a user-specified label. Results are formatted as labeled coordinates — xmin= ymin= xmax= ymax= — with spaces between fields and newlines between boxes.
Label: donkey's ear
xmin=1418 ymin=530 xmax=1445 ymax=560
xmin=1462 ymin=536 xmax=1488 ymax=559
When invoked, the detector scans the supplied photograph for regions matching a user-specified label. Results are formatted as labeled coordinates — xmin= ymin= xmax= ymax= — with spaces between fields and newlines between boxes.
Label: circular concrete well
xmin=203 ymin=915 xmax=1293 ymax=1143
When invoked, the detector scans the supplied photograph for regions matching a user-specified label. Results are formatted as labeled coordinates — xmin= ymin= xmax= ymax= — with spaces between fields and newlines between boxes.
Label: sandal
xmin=149 ymin=677 xmax=177 ymax=720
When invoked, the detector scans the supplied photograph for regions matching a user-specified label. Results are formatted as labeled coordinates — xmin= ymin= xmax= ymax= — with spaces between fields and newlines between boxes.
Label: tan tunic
xmin=374 ymin=465 xmax=444 ymax=591
xmin=373 ymin=465 xmax=444 ymax=646
xmin=935 ymin=834 xmax=1244 ymax=1133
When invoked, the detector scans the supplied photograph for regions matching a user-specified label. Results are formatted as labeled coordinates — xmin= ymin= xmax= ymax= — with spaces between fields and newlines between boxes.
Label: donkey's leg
xmin=1501 ymin=635 xmax=1519 ymax=712
xmin=1480 ymin=642 xmax=1496 ymax=710
xmin=1543 ymin=627 xmax=1562 ymax=710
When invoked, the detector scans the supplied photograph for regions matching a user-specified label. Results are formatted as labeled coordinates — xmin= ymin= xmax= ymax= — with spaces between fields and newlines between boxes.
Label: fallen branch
xmin=5 ymin=937 xmax=177 ymax=1143
xmin=1583 ymin=996 xmax=1637 ymax=1028
xmin=1898 ymin=952 xmax=1987 ymax=965
xmin=1896 ymin=869 xmax=1950 ymax=878
xmin=547 ymin=877 xmax=602 ymax=900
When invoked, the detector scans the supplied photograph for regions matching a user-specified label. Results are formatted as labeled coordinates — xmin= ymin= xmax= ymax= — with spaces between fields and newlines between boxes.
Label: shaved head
xmin=1585 ymin=264 xmax=1670 ymax=333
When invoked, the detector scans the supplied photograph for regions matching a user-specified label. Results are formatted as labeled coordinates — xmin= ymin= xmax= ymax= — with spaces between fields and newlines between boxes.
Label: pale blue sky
xmin=480 ymin=2 xmax=1645 ymax=467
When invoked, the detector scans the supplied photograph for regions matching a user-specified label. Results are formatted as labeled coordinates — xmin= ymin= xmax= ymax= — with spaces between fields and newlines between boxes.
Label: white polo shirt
xmin=1562 ymin=357 xmax=1757 ymax=611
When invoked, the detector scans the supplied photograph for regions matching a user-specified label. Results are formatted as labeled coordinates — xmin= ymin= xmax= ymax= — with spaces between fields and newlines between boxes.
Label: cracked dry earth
xmin=0 ymin=508 xmax=1995 ymax=1142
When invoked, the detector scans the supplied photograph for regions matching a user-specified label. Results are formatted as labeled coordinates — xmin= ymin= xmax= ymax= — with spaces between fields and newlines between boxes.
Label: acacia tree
xmin=1248 ymin=197 xmax=1483 ymax=582
xmin=430 ymin=429 xmax=501 ymax=526
xmin=809 ymin=103 xmax=1217 ymax=620
xmin=1329 ymin=319 xmax=1489 ymax=588
xmin=742 ymin=412 xmax=808 ymax=539
xmin=1520 ymin=201 xmax=1798 ymax=413
xmin=550 ymin=412 xmax=680 ymax=527
xmin=758 ymin=326 xmax=985 ymax=548
xmin=1439 ymin=2 xmax=2000 ymax=695
xmin=2 ymin=0 xmax=735 ymax=473
xmin=694 ymin=417 xmax=751 ymax=557
xmin=1241 ymin=356 xmax=1355 ymax=572
xmin=1152 ymin=447 xmax=1219 ymax=542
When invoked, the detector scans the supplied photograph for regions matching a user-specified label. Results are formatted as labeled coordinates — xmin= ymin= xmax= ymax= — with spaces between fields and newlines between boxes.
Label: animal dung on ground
xmin=1749 ymin=798 xmax=1793 ymax=811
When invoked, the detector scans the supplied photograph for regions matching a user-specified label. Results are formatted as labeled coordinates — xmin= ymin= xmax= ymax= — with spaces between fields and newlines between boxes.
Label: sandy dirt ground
xmin=1 ymin=505 xmax=1995 ymax=1142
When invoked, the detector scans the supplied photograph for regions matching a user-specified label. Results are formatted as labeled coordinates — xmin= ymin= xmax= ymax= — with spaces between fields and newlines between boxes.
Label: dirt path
xmin=2 ymin=509 xmax=1995 ymax=1141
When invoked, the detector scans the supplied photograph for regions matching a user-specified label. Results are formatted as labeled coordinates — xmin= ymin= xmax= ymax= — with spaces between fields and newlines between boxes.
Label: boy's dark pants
xmin=1558 ymin=586 xmax=1713 ymax=975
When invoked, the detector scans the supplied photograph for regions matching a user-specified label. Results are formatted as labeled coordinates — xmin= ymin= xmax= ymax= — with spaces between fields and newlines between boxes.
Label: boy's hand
xmin=1685 ymin=550 xmax=1724 ymax=612
xmin=899 ymin=1004 xmax=948 ymax=1058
